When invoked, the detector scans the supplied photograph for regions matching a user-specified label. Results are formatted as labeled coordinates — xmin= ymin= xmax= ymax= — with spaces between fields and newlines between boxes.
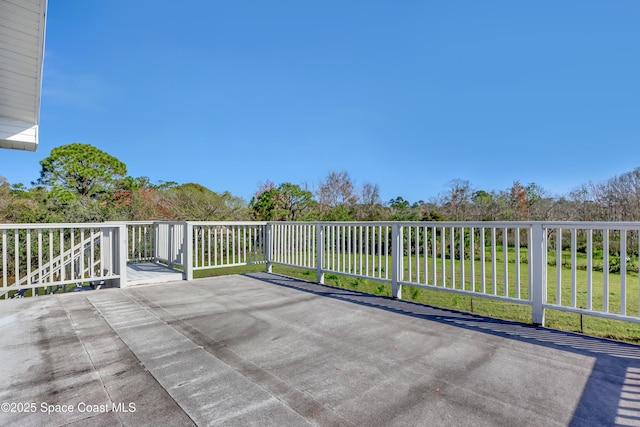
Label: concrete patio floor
xmin=1 ymin=272 xmax=640 ymax=426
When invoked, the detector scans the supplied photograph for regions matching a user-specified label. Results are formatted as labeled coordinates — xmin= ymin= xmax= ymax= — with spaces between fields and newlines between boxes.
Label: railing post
xmin=101 ymin=226 xmax=113 ymax=285
xmin=316 ymin=223 xmax=325 ymax=284
xmin=117 ymin=223 xmax=128 ymax=288
xmin=101 ymin=226 xmax=111 ymax=268
xmin=183 ymin=222 xmax=193 ymax=281
xmin=265 ymin=223 xmax=273 ymax=273
xmin=391 ymin=223 xmax=402 ymax=299
xmin=167 ymin=223 xmax=174 ymax=270
xmin=153 ymin=221 xmax=159 ymax=263
xmin=531 ymin=223 xmax=546 ymax=326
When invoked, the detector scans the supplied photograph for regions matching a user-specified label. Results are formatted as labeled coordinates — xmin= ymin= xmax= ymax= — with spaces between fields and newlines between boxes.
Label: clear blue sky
xmin=3 ymin=1 xmax=639 ymax=204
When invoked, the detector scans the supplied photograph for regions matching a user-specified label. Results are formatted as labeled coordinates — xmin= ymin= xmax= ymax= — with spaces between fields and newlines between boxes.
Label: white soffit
xmin=0 ymin=0 xmax=47 ymax=151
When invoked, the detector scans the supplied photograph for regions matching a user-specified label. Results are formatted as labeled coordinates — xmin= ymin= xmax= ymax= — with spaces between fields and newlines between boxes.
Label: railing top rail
xmin=0 ymin=223 xmax=121 ymax=230
xmin=267 ymin=220 xmax=640 ymax=229
xmin=153 ymin=221 xmax=187 ymax=226
xmin=540 ymin=221 xmax=640 ymax=230
xmin=5 ymin=220 xmax=640 ymax=231
xmin=188 ymin=221 xmax=269 ymax=226
xmin=268 ymin=221 xmax=540 ymax=227
xmin=121 ymin=221 xmax=157 ymax=225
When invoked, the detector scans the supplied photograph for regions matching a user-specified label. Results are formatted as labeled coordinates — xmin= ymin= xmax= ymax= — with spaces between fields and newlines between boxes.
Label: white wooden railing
xmin=541 ymin=222 xmax=640 ymax=322
xmin=127 ymin=221 xmax=156 ymax=263
xmin=155 ymin=221 xmax=186 ymax=268
xmin=0 ymin=223 xmax=127 ymax=298
xmin=192 ymin=222 xmax=267 ymax=271
xmin=3 ymin=220 xmax=640 ymax=328
xmin=261 ymin=221 xmax=640 ymax=326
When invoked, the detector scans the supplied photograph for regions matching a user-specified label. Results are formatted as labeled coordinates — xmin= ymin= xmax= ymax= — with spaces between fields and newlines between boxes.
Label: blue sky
xmin=3 ymin=1 xmax=639 ymax=204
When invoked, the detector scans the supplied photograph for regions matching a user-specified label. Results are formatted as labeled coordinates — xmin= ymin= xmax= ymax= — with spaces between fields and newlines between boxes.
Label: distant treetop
xmin=38 ymin=143 xmax=127 ymax=200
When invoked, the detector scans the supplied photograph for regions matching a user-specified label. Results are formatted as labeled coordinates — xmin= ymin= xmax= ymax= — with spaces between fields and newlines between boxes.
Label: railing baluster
xmin=302 ymin=225 xmax=306 ymax=267
xmin=26 ymin=229 xmax=32 ymax=287
xmin=375 ymin=226 xmax=380 ymax=278
xmin=201 ymin=226 xmax=205 ymax=267
xmin=491 ymin=227 xmax=497 ymax=295
xmin=449 ymin=226 xmax=455 ymax=289
xmin=343 ymin=225 xmax=352 ymax=273
xmin=308 ymin=225 xmax=312 ymax=267
xmin=300 ymin=224 xmax=304 ymax=266
xmin=37 ymin=230 xmax=43 ymax=288
xmin=330 ymin=225 xmax=334 ymax=271
xmin=431 ymin=226 xmax=436 ymax=287
xmin=289 ymin=224 xmax=293 ymax=266
xmin=272 ymin=225 xmax=277 ymax=264
xmin=226 ymin=227 xmax=230 ymax=265
xmin=285 ymin=224 xmax=288 ymax=264
xmin=309 ymin=225 xmax=313 ymax=270
xmin=480 ymin=227 xmax=486 ymax=294
xmin=460 ymin=227 xmax=465 ymax=291
xmin=2 ymin=229 xmax=7 ymax=291
xmin=237 ymin=226 xmax=242 ymax=264
xmin=291 ymin=224 xmax=295 ymax=266
xmin=303 ymin=225 xmax=315 ymax=267
xmin=415 ymin=226 xmax=420 ymax=284
xmin=292 ymin=224 xmax=295 ymax=266
xmin=358 ymin=226 xmax=365 ymax=276
xmin=80 ymin=229 xmax=85 ymax=280
xmin=571 ymin=228 xmax=577 ymax=308
xmin=286 ymin=225 xmax=290 ymax=265
xmin=207 ymin=226 xmax=211 ymax=266
xmin=586 ymin=229 xmax=593 ymax=311
xmin=423 ymin=226 xmax=428 ymax=286
xmin=407 ymin=226 xmax=412 ymax=283
xmin=603 ymin=230 xmax=609 ymax=313
xmin=527 ymin=227 xmax=533 ymax=305
xmin=440 ymin=227 xmax=445 ymax=287
xmin=503 ymin=227 xmax=508 ymax=297
xmin=514 ymin=228 xmax=520 ymax=299
xmin=49 ymin=229 xmax=54 ymax=284
xmin=365 ymin=226 xmax=370 ymax=277
xmin=249 ymin=226 xmax=253 ymax=264
xmin=14 ymin=229 xmax=20 ymax=287
xmin=385 ymin=226 xmax=390 ymax=281
xmin=131 ymin=226 xmax=136 ymax=261
xmin=556 ymin=228 xmax=562 ymax=305
xmin=621 ymin=229 xmax=627 ymax=316
xmin=214 ymin=226 xmax=219 ymax=266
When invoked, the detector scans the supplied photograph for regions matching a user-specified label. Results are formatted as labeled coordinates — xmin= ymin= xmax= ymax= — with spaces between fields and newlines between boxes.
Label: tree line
xmin=2 ymin=143 xmax=640 ymax=224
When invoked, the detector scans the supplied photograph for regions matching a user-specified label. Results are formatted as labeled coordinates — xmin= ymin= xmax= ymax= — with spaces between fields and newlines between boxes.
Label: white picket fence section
xmin=155 ymin=221 xmax=186 ymax=268
xmin=3 ymin=220 xmax=640 ymax=327
xmin=259 ymin=221 xmax=640 ymax=326
xmin=270 ymin=223 xmax=316 ymax=269
xmin=127 ymin=221 xmax=156 ymax=263
xmin=0 ymin=223 xmax=127 ymax=298
xmin=191 ymin=222 xmax=267 ymax=270
xmin=541 ymin=222 xmax=640 ymax=322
